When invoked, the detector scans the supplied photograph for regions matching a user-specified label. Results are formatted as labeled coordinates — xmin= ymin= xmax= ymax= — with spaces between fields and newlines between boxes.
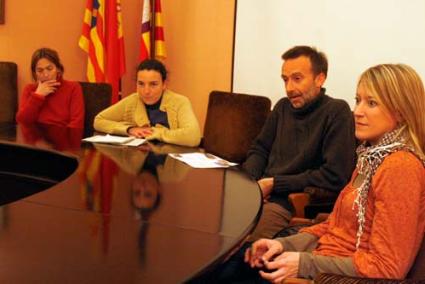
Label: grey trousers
xmin=248 ymin=202 xmax=292 ymax=241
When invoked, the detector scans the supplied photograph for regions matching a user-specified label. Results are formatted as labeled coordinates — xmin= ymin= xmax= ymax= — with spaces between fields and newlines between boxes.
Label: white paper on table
xmin=122 ymin=138 xmax=147 ymax=146
xmin=168 ymin=152 xmax=238 ymax=168
xmin=82 ymin=134 xmax=146 ymax=147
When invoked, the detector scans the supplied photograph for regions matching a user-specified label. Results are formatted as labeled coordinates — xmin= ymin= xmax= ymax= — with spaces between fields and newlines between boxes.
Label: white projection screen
xmin=232 ymin=0 xmax=425 ymax=108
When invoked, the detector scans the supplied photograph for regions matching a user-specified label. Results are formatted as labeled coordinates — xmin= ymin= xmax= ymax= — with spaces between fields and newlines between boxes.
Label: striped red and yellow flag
xmin=153 ymin=0 xmax=166 ymax=59
xmin=79 ymin=0 xmax=106 ymax=82
xmin=139 ymin=0 xmax=151 ymax=61
xmin=80 ymin=0 xmax=126 ymax=103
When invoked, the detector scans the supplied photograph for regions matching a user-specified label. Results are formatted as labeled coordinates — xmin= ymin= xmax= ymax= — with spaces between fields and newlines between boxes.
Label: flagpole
xmin=150 ymin=0 xmax=155 ymax=59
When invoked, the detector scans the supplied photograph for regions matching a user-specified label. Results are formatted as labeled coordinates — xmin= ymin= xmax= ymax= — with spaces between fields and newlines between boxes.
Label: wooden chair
xmin=289 ymin=135 xmax=360 ymax=219
xmin=202 ymin=90 xmax=271 ymax=163
xmin=289 ymin=187 xmax=339 ymax=218
xmin=0 ymin=62 xmax=18 ymax=123
xmin=79 ymin=82 xmax=112 ymax=138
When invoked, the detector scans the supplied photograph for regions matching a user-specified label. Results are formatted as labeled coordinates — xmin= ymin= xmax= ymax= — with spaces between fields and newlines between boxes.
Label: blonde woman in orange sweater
xmin=245 ymin=64 xmax=425 ymax=282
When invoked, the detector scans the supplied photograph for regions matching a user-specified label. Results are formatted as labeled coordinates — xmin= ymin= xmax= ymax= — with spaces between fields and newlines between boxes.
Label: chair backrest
xmin=79 ymin=82 xmax=112 ymax=138
xmin=0 ymin=62 xmax=18 ymax=123
xmin=203 ymin=91 xmax=271 ymax=163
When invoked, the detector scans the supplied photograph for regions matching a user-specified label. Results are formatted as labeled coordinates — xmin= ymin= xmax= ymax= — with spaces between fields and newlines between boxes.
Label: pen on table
xmin=204 ymin=153 xmax=216 ymax=159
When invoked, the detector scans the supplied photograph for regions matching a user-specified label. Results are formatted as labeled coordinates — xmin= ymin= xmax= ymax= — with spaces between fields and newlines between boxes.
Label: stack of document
xmin=82 ymin=134 xmax=146 ymax=147
xmin=169 ymin=152 xmax=237 ymax=168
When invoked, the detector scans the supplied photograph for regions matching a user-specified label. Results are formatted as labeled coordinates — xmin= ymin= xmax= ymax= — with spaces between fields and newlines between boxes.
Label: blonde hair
xmin=358 ymin=64 xmax=425 ymax=159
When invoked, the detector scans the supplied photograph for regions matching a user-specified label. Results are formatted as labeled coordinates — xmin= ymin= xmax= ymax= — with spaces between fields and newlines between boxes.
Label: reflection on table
xmin=0 ymin=123 xmax=261 ymax=283
xmin=18 ymin=122 xmax=83 ymax=152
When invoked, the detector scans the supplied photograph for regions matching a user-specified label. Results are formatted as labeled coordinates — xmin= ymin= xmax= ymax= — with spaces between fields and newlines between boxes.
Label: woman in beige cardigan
xmin=94 ymin=59 xmax=201 ymax=147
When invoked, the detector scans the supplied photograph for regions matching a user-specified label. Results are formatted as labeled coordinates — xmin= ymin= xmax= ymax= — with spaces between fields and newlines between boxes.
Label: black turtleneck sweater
xmin=243 ymin=89 xmax=356 ymax=209
xmin=145 ymin=96 xmax=169 ymax=128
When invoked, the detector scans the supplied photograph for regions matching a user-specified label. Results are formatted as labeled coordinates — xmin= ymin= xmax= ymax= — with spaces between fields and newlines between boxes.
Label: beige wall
xmin=163 ymin=0 xmax=235 ymax=130
xmin=0 ymin=0 xmax=235 ymax=131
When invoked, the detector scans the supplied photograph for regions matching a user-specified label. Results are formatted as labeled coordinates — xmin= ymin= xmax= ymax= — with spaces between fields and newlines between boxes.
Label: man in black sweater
xmin=243 ymin=46 xmax=356 ymax=240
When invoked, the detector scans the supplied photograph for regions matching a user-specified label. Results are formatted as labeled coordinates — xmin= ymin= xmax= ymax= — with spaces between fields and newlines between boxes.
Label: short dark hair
xmin=281 ymin=46 xmax=328 ymax=77
xmin=137 ymin=59 xmax=167 ymax=81
xmin=30 ymin=47 xmax=64 ymax=80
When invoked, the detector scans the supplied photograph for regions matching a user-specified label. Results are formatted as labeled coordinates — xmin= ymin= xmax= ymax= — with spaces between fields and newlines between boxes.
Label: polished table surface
xmin=0 ymin=123 xmax=262 ymax=283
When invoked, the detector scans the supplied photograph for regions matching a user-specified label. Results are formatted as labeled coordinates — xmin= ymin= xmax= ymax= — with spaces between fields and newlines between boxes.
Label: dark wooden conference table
xmin=0 ymin=122 xmax=262 ymax=283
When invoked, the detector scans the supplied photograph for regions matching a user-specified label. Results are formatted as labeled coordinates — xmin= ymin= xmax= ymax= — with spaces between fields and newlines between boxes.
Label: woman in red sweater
xmin=16 ymin=47 xmax=84 ymax=128
xmin=245 ymin=64 xmax=425 ymax=282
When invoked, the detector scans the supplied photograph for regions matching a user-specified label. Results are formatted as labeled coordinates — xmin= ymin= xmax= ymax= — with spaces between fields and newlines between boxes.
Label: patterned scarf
xmin=353 ymin=126 xmax=424 ymax=249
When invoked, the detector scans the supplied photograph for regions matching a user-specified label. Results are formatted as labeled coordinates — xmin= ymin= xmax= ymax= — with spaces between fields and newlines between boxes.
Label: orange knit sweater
xmin=301 ymin=151 xmax=425 ymax=279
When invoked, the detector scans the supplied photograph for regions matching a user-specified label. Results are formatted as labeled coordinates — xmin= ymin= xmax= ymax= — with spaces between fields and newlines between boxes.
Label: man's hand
xmin=128 ymin=126 xmax=153 ymax=138
xmin=258 ymin=177 xmax=274 ymax=201
xmin=244 ymin=238 xmax=283 ymax=268
xmin=35 ymin=79 xmax=61 ymax=96
xmin=259 ymin=252 xmax=300 ymax=283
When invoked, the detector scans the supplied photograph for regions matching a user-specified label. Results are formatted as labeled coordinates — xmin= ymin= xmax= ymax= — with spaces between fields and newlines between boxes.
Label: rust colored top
xmin=301 ymin=151 xmax=425 ymax=279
